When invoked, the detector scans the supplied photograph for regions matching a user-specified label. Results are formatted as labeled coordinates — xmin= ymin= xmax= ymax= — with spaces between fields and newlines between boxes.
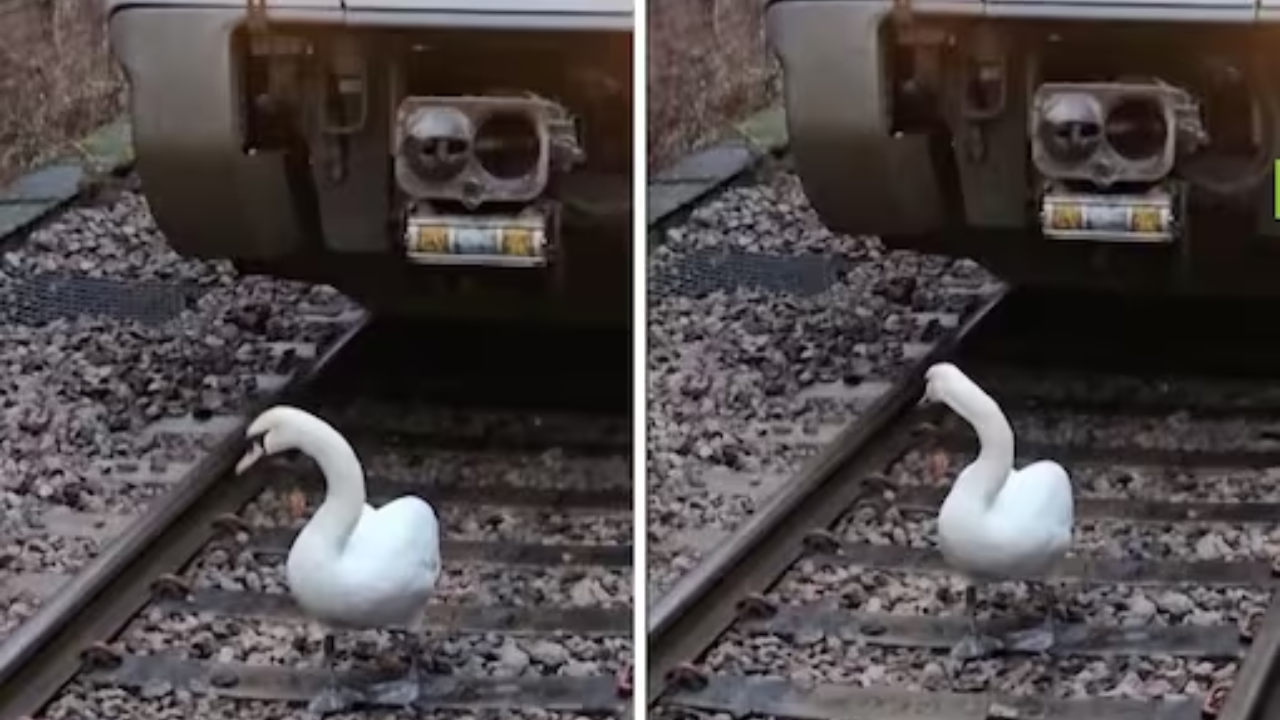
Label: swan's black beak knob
xmin=236 ymin=434 xmax=267 ymax=475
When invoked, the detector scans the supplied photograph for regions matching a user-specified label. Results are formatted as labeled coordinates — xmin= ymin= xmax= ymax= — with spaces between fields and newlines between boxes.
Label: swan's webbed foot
xmin=367 ymin=675 xmax=422 ymax=707
xmin=305 ymin=633 xmax=364 ymax=717
xmin=950 ymin=584 xmax=1000 ymax=661
xmin=1008 ymin=582 xmax=1060 ymax=654
xmin=1007 ymin=625 xmax=1055 ymax=654
xmin=306 ymin=684 xmax=364 ymax=717
xmin=367 ymin=629 xmax=433 ymax=707
xmin=949 ymin=633 xmax=1002 ymax=661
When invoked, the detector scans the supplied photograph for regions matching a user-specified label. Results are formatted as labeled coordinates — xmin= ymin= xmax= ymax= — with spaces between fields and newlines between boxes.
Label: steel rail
xmin=1216 ymin=596 xmax=1280 ymax=720
xmin=0 ymin=312 xmax=372 ymax=719
xmin=644 ymin=288 xmax=1008 ymax=706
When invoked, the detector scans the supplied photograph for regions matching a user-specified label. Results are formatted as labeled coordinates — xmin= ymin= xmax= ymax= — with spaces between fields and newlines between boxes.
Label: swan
xmin=235 ymin=405 xmax=442 ymax=715
xmin=919 ymin=362 xmax=1074 ymax=661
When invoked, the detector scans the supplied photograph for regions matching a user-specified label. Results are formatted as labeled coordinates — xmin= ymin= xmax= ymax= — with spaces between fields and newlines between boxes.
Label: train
xmin=766 ymin=0 xmax=1280 ymax=296
xmin=105 ymin=0 xmax=633 ymax=322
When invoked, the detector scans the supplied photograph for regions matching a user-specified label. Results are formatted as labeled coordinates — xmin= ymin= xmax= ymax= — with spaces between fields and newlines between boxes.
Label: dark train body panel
xmin=767 ymin=0 xmax=1280 ymax=296
xmin=107 ymin=0 xmax=632 ymax=321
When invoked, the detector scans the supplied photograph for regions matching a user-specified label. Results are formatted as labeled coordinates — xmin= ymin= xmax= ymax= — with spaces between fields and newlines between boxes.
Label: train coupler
xmin=402 ymin=205 xmax=555 ymax=269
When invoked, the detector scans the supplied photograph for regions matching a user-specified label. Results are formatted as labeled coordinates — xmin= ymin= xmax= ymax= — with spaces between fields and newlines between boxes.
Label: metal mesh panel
xmin=0 ymin=273 xmax=204 ymax=326
xmin=650 ymin=248 xmax=849 ymax=299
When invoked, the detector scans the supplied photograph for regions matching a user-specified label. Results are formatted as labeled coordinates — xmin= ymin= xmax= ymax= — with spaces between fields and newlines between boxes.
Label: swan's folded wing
xmin=343 ymin=498 xmax=442 ymax=584
xmin=993 ymin=462 xmax=1075 ymax=535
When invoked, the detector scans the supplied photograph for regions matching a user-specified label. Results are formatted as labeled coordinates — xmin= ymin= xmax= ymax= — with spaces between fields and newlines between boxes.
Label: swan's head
xmin=236 ymin=405 xmax=341 ymax=475
xmin=919 ymin=362 xmax=968 ymax=407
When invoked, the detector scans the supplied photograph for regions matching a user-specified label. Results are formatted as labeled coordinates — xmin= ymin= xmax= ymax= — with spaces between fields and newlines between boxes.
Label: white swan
xmin=919 ymin=363 xmax=1074 ymax=660
xmin=236 ymin=405 xmax=442 ymax=715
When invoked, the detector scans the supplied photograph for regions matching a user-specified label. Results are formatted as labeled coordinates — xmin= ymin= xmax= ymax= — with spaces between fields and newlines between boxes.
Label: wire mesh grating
xmin=1 ymin=272 xmax=204 ymax=326
xmin=650 ymin=248 xmax=849 ymax=299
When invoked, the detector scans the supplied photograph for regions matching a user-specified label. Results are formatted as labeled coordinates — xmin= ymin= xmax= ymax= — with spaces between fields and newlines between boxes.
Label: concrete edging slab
xmin=0 ymin=119 xmax=135 ymax=241
xmin=646 ymin=105 xmax=788 ymax=230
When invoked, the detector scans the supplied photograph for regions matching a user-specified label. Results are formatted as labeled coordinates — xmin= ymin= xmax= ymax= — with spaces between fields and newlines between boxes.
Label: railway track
xmin=0 ymin=315 xmax=633 ymax=719
xmin=648 ymin=288 xmax=1280 ymax=720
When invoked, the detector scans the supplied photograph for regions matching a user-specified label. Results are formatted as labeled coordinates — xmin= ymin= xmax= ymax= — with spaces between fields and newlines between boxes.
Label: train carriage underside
xmin=107 ymin=1 xmax=632 ymax=322
xmin=768 ymin=0 xmax=1280 ymax=296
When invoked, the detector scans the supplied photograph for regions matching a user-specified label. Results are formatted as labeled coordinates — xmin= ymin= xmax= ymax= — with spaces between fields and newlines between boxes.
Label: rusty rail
xmin=645 ymin=285 xmax=1280 ymax=720
xmin=0 ymin=313 xmax=372 ymax=718
xmin=646 ymin=288 xmax=1008 ymax=703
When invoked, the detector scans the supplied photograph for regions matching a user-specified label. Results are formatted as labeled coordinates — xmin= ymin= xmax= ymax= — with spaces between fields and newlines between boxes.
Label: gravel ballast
xmin=72 ymin=432 xmax=632 ymax=717
xmin=646 ymin=168 xmax=998 ymax=596
xmin=9 ymin=183 xmax=632 ymax=719
xmin=888 ymin=448 xmax=1280 ymax=503
xmin=646 ymin=164 xmax=1280 ymax=720
xmin=0 ymin=189 xmax=359 ymax=637
xmin=685 ymin=365 xmax=1278 ymax=714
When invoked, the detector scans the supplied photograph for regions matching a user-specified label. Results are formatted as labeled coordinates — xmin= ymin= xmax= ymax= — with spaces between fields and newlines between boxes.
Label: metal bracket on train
xmin=246 ymin=0 xmax=269 ymax=35
xmin=889 ymin=0 xmax=951 ymax=52
xmin=322 ymin=38 xmax=370 ymax=136
xmin=891 ymin=0 xmax=915 ymax=32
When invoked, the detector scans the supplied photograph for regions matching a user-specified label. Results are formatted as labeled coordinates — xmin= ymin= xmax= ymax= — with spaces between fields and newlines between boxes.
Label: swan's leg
xmin=950 ymin=585 xmax=1001 ymax=661
xmin=1009 ymin=582 xmax=1058 ymax=654
xmin=367 ymin=629 xmax=425 ymax=707
xmin=307 ymin=634 xmax=363 ymax=717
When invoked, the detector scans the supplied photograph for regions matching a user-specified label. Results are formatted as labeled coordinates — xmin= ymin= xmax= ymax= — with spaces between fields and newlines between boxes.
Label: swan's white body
xmin=288 ymin=499 xmax=441 ymax=629
xmin=937 ymin=460 xmax=1073 ymax=581
xmin=925 ymin=363 xmax=1074 ymax=583
xmin=237 ymin=406 xmax=441 ymax=629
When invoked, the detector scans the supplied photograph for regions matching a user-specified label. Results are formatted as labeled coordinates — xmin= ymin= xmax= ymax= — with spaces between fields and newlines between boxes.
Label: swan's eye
xmin=250 ymin=433 xmax=267 ymax=451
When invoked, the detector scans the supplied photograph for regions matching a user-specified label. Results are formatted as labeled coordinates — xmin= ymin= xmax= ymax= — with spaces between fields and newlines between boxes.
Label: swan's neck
xmin=946 ymin=378 xmax=1015 ymax=508
xmin=299 ymin=431 xmax=367 ymax=554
